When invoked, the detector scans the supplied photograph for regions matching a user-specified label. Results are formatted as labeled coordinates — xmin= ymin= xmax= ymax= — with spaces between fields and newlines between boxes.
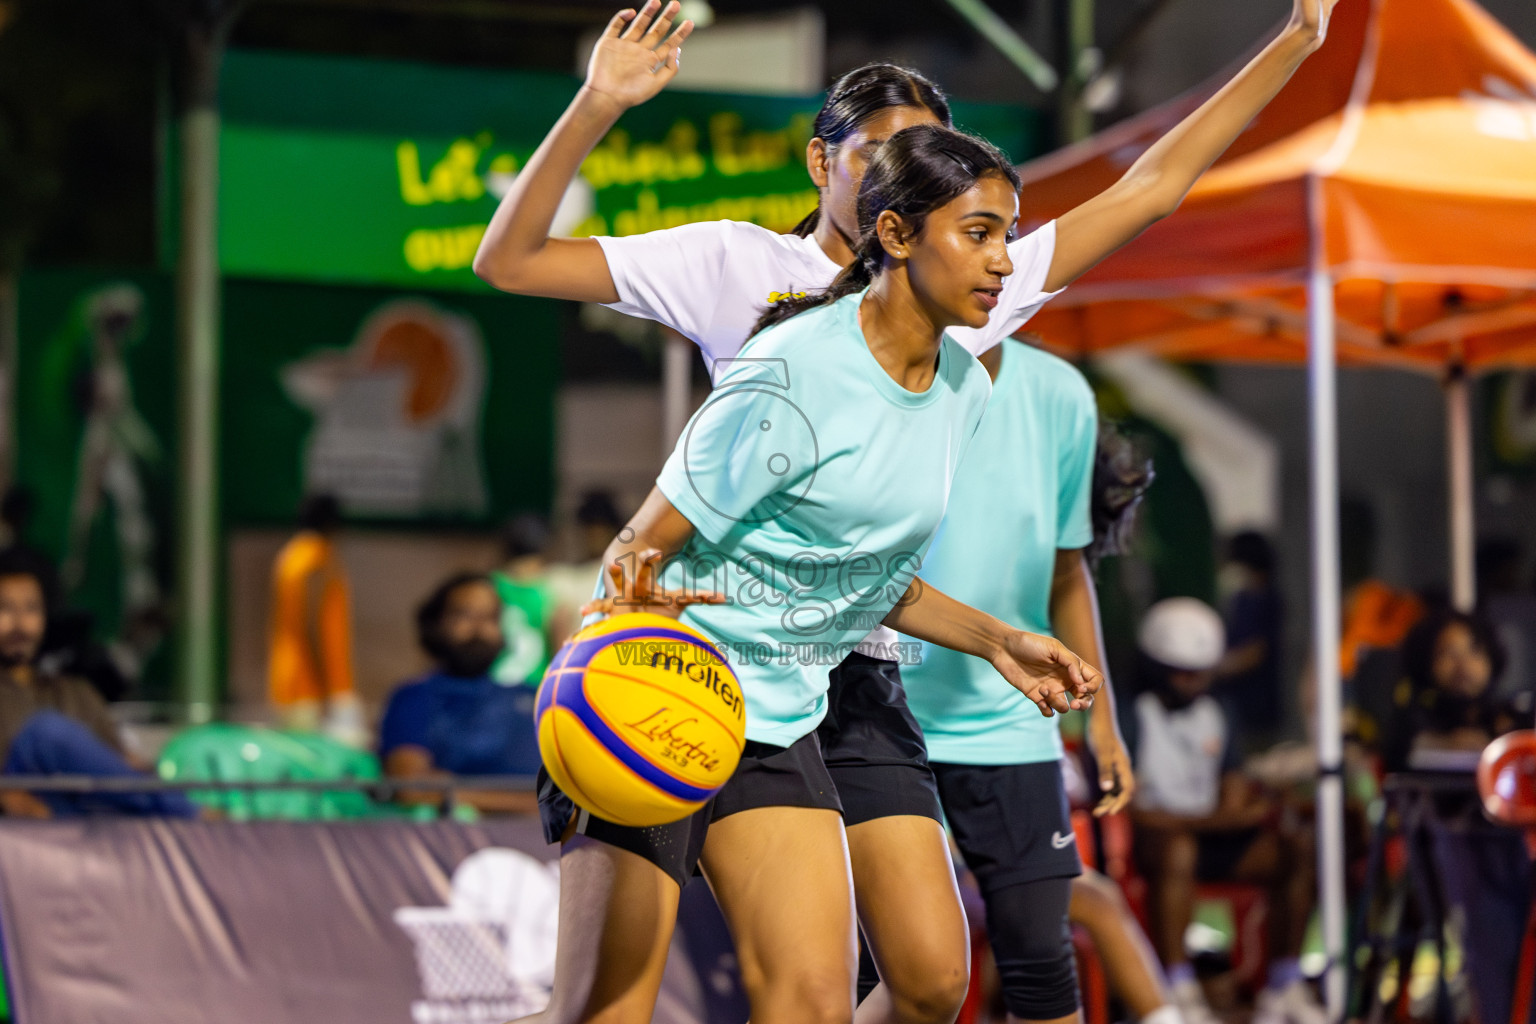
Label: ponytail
xmin=791 ymin=207 xmax=821 ymax=238
xmin=1087 ymin=421 xmax=1155 ymax=570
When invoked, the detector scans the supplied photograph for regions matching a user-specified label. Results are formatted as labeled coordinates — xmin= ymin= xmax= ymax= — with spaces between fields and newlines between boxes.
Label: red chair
xmin=1099 ymin=812 xmax=1271 ymax=996
xmin=1478 ymin=730 xmax=1536 ymax=1024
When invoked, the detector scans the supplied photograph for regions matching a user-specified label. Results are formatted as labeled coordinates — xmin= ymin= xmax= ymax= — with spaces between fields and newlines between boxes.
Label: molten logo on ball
xmin=536 ymin=613 xmax=746 ymax=827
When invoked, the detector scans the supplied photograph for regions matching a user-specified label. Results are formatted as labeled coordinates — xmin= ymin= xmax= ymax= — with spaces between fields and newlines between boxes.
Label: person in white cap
xmin=1130 ymin=597 xmax=1324 ymax=1024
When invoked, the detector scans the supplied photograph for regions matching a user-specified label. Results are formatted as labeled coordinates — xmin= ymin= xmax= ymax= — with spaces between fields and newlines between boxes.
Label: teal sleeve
xmin=1057 ymin=377 xmax=1097 ymax=550
xmin=656 ymin=357 xmax=819 ymax=545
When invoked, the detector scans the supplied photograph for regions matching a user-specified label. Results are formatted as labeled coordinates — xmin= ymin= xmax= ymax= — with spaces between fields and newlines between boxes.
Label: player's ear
xmin=806 ymin=137 xmax=831 ymax=189
xmin=875 ymin=210 xmax=912 ymax=259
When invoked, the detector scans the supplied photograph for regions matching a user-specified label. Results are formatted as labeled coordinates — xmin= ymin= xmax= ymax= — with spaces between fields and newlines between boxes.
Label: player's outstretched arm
xmin=1043 ymin=0 xmax=1341 ymax=292
xmin=581 ymin=487 xmax=724 ymax=619
xmin=1051 ymin=548 xmax=1134 ymax=815
xmin=472 ymin=1 xmax=694 ymax=300
xmin=884 ymin=579 xmax=1103 ymax=717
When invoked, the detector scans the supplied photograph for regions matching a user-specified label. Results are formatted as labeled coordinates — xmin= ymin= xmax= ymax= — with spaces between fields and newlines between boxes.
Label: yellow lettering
xmin=710 ymin=113 xmax=747 ymax=176
xmin=396 ymin=141 xmax=435 ymax=205
xmin=428 ymin=138 xmax=486 ymax=203
xmin=579 ymin=122 xmax=709 ymax=191
xmin=665 ymin=121 xmax=707 ymax=178
xmin=709 ymin=113 xmax=804 ymax=178
xmin=609 ymin=188 xmax=818 ymax=237
xmin=397 ymin=136 xmax=489 ymax=206
xmin=402 ymin=224 xmax=488 ymax=273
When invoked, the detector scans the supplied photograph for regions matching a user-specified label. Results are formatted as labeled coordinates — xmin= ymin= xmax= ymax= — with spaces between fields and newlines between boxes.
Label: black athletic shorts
xmin=536 ymin=732 xmax=841 ymax=890
xmin=817 ymin=652 xmax=943 ymax=826
xmin=931 ymin=760 xmax=1084 ymax=891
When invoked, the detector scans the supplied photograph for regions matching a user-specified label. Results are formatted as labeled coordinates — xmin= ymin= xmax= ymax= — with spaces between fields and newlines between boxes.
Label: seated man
xmin=1129 ymin=598 xmax=1322 ymax=1024
xmin=0 ymin=551 xmax=195 ymax=818
xmin=379 ymin=572 xmax=541 ymax=815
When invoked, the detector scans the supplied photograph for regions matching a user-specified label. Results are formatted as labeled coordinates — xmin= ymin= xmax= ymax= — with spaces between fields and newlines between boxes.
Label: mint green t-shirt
xmin=901 ymin=340 xmax=1097 ymax=765
xmin=656 ymin=291 xmax=992 ymax=747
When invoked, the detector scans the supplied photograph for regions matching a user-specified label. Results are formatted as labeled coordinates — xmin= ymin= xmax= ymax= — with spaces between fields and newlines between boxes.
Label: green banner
xmin=13 ymin=271 xmax=558 ymax=700
xmin=219 ymin=50 xmax=1042 ymax=291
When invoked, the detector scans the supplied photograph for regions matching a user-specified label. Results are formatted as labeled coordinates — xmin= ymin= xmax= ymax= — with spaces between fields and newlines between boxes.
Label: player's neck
xmin=860 ymin=273 xmax=945 ymax=393
xmin=811 ymin=217 xmax=858 ymax=270
xmin=978 ymin=344 xmax=1003 ymax=382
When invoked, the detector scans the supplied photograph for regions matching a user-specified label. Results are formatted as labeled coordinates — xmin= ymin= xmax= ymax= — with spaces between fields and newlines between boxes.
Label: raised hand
xmin=584 ymin=1 xmax=695 ymax=111
xmin=580 ymin=547 xmax=725 ymax=620
xmin=989 ymin=630 xmax=1103 ymax=718
xmin=1289 ymin=0 xmax=1343 ymax=44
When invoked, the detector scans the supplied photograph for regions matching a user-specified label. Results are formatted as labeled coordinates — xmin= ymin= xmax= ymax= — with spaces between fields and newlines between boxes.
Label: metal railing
xmin=0 ymin=774 xmax=537 ymax=818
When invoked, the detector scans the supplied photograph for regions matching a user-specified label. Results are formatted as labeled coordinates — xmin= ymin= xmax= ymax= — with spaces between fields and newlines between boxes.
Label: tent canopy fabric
xmin=1020 ymin=0 xmax=1536 ymax=372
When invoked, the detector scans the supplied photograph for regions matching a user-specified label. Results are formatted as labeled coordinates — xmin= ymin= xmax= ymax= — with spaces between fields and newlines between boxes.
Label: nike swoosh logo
xmin=1051 ymin=831 xmax=1076 ymax=850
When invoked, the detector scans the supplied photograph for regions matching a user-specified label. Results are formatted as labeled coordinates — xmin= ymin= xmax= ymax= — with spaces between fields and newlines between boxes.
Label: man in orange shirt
xmin=267 ymin=494 xmax=363 ymax=745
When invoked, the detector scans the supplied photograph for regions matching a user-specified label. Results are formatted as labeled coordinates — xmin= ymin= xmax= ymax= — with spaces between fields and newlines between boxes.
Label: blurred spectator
xmin=490 ymin=513 xmax=569 ymax=686
xmin=0 ymin=487 xmax=61 ymax=601
xmin=1384 ymin=605 xmax=1531 ymax=1024
xmin=267 ymin=494 xmax=365 ymax=746
xmin=547 ymin=489 xmax=625 ymax=636
xmin=379 ymin=573 xmax=539 ymax=815
xmin=1213 ymin=531 xmax=1284 ymax=749
xmin=1129 ymin=598 xmax=1323 ymax=1024
xmin=1383 ymin=607 xmax=1517 ymax=772
xmin=1338 ymin=580 xmax=1426 ymax=752
xmin=0 ymin=549 xmax=195 ymax=819
xmin=1477 ymin=538 xmax=1536 ymax=700
xmin=0 ymin=486 xmax=127 ymax=701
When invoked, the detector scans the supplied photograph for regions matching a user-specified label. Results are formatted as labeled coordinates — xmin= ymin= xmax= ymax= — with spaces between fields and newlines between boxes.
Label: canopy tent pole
xmin=661 ymin=328 xmax=692 ymax=451
xmin=1307 ymin=267 xmax=1348 ymax=1020
xmin=1445 ymin=366 xmax=1476 ymax=612
xmin=173 ymin=14 xmax=228 ymax=724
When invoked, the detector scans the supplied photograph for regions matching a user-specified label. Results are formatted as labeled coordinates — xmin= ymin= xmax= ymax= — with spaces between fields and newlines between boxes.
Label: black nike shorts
xmin=931 ymin=759 xmax=1084 ymax=890
xmin=817 ymin=652 xmax=944 ymax=826
xmin=536 ymin=731 xmax=841 ymax=890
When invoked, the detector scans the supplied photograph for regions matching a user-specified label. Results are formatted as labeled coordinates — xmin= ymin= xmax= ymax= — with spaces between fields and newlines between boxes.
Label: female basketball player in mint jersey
xmin=523 ymin=125 xmax=1099 ymax=1024
xmin=892 ymin=339 xmax=1118 ymax=1024
xmin=482 ymin=3 xmax=1343 ymax=1021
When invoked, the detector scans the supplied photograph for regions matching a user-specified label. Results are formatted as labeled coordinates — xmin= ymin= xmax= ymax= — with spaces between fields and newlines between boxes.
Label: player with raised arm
xmin=481 ymin=2 xmax=1343 ymax=1021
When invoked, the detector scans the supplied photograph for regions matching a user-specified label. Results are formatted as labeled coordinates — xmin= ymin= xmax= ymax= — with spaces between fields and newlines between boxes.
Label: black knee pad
xmin=985 ymin=876 xmax=1080 ymax=1020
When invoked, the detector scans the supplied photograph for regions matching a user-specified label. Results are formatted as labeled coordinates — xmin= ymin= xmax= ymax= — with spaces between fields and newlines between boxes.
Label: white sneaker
xmin=1169 ymin=979 xmax=1221 ymax=1024
xmin=1140 ymin=1004 xmax=1190 ymax=1024
xmin=1253 ymin=979 xmax=1328 ymax=1024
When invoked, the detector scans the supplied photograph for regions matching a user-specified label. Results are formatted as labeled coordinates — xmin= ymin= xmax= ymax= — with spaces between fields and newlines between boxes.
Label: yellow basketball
xmin=535 ymin=612 xmax=746 ymax=827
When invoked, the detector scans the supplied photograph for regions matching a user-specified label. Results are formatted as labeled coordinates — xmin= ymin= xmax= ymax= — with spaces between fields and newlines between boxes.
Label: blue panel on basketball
xmin=536 ymin=612 xmax=746 ymax=827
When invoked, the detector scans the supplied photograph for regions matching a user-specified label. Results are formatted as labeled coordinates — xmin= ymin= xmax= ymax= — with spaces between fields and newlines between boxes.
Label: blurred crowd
xmin=2 ymin=477 xmax=1534 ymax=1023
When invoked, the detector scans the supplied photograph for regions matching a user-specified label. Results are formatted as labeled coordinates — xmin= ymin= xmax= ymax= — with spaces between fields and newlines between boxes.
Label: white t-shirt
xmin=595 ymin=218 xmax=1062 ymax=659
xmin=1132 ymin=692 xmax=1236 ymax=818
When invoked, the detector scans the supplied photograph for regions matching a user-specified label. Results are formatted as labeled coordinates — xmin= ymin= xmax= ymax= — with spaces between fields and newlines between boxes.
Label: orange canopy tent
xmin=1009 ymin=0 xmax=1536 ymax=1010
xmin=1019 ymin=0 xmax=1536 ymax=374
